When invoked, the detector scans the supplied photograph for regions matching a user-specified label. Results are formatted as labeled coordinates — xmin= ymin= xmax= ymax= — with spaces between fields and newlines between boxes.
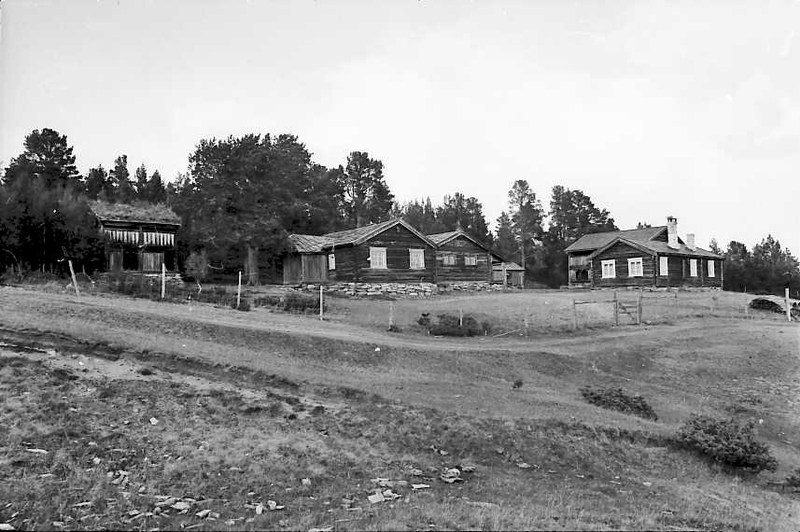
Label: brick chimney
xmin=686 ymin=233 xmax=695 ymax=250
xmin=667 ymin=216 xmax=679 ymax=249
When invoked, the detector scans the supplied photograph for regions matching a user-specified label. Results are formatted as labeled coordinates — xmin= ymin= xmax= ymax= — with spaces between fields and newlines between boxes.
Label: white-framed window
xmin=369 ymin=247 xmax=387 ymax=269
xmin=443 ymin=253 xmax=456 ymax=266
xmin=659 ymin=256 xmax=669 ymax=276
xmin=328 ymin=253 xmax=336 ymax=270
xmin=601 ymin=259 xmax=616 ymax=279
xmin=627 ymin=257 xmax=643 ymax=277
xmin=689 ymin=258 xmax=698 ymax=277
xmin=708 ymin=260 xmax=715 ymax=277
xmin=464 ymin=254 xmax=477 ymax=266
xmin=409 ymin=248 xmax=425 ymax=269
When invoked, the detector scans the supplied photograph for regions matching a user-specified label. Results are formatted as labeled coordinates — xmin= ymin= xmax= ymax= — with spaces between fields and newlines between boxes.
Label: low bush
xmin=749 ymin=298 xmax=784 ymax=314
xmin=429 ymin=313 xmax=484 ymax=337
xmin=785 ymin=467 xmax=800 ymax=489
xmin=579 ymin=386 xmax=658 ymax=421
xmin=281 ymin=292 xmax=324 ymax=313
xmin=674 ymin=414 xmax=778 ymax=472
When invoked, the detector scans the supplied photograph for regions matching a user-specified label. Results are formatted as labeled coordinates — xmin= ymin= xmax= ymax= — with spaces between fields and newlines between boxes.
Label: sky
xmin=1 ymin=0 xmax=798 ymax=254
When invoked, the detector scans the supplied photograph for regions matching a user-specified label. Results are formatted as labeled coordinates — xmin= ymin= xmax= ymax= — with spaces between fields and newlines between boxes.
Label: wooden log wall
xmin=434 ymin=235 xmax=491 ymax=283
xmin=590 ymin=242 xmax=656 ymax=288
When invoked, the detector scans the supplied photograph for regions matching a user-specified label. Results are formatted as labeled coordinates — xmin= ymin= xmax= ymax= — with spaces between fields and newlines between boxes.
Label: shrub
xmin=231 ymin=297 xmax=251 ymax=311
xmin=785 ymin=467 xmax=800 ymax=489
xmin=749 ymin=298 xmax=784 ymax=313
xmin=580 ymin=386 xmax=658 ymax=421
xmin=281 ymin=292 xmax=325 ymax=313
xmin=674 ymin=414 xmax=778 ymax=472
xmin=429 ymin=313 xmax=484 ymax=337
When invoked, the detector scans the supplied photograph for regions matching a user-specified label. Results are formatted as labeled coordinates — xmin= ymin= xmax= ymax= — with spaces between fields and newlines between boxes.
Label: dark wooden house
xmin=90 ymin=201 xmax=181 ymax=272
xmin=284 ymin=219 xmax=436 ymax=284
xmin=427 ymin=227 xmax=493 ymax=283
xmin=565 ymin=216 xmax=724 ymax=289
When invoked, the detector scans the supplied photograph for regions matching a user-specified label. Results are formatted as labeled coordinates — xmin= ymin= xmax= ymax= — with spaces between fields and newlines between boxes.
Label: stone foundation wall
xmin=296 ymin=280 xmax=508 ymax=298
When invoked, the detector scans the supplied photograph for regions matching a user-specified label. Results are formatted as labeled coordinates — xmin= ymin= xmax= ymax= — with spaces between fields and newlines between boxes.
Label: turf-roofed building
xmin=90 ymin=201 xmax=181 ymax=273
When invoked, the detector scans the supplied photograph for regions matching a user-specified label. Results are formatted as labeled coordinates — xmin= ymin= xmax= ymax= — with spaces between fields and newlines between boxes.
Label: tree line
xmin=1 ymin=128 xmax=797 ymax=294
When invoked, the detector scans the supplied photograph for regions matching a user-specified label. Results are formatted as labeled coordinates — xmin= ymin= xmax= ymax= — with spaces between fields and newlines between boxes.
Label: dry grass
xmin=2 ymin=354 xmax=797 ymax=531
xmin=324 ymin=289 xmax=793 ymax=335
xmin=1 ymin=286 xmax=799 ymax=530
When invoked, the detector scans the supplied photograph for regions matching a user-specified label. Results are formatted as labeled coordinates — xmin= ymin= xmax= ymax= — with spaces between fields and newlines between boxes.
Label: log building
xmin=90 ymin=201 xmax=180 ymax=272
xmin=284 ymin=219 xmax=436 ymax=284
xmin=565 ymin=216 xmax=724 ymax=289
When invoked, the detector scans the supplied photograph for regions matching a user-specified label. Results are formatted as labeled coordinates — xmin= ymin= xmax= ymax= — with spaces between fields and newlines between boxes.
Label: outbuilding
xmin=90 ymin=201 xmax=180 ymax=272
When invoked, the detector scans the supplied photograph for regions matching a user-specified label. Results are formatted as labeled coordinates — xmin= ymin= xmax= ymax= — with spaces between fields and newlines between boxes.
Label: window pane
xmin=409 ymin=249 xmax=424 ymax=269
xmin=690 ymin=259 xmax=697 ymax=277
xmin=708 ymin=260 xmax=715 ymax=277
xmin=328 ymin=253 xmax=336 ymax=270
xmin=660 ymin=256 xmax=668 ymax=276
xmin=370 ymin=247 xmax=387 ymax=269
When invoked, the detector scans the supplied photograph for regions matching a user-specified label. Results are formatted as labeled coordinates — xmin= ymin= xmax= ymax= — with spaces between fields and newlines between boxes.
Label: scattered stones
xmin=411 ymin=484 xmax=430 ymax=490
xmin=25 ymin=448 xmax=48 ymax=454
xmin=439 ymin=468 xmax=463 ymax=484
xmin=301 ymin=478 xmax=312 ymax=486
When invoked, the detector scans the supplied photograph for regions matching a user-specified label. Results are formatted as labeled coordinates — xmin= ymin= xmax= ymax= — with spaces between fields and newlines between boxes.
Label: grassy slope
xmin=1 ymin=286 xmax=799 ymax=530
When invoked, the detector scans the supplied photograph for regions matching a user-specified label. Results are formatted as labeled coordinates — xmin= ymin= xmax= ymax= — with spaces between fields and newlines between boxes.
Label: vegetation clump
xmin=429 ymin=313 xmax=484 ymax=337
xmin=579 ymin=386 xmax=658 ymax=421
xmin=748 ymin=298 xmax=784 ymax=314
xmin=674 ymin=414 xmax=777 ymax=472
xmin=785 ymin=467 xmax=800 ymax=489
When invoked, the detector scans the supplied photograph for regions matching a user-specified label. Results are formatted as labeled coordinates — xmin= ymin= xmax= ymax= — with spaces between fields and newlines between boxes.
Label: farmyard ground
xmin=1 ymin=285 xmax=798 ymax=530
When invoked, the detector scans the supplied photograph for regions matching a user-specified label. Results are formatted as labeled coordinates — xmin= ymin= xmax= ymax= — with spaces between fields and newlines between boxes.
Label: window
xmin=690 ymin=259 xmax=698 ymax=277
xmin=464 ymin=254 xmax=477 ymax=266
xmin=708 ymin=260 xmax=715 ymax=277
xmin=409 ymin=248 xmax=425 ymax=269
xmin=443 ymin=254 xmax=456 ymax=266
xmin=369 ymin=247 xmax=387 ymax=269
xmin=328 ymin=253 xmax=335 ymax=270
xmin=659 ymin=256 xmax=669 ymax=276
xmin=627 ymin=257 xmax=643 ymax=277
xmin=601 ymin=259 xmax=616 ymax=279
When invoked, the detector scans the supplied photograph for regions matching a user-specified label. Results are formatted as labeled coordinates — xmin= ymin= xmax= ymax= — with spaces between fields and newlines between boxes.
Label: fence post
xmin=613 ymin=290 xmax=618 ymax=326
xmin=459 ymin=307 xmax=463 ymax=327
xmin=787 ymin=288 xmax=792 ymax=322
xmin=68 ymin=260 xmax=80 ymax=296
xmin=389 ymin=300 xmax=395 ymax=329
xmin=572 ymin=299 xmax=578 ymax=330
xmin=319 ymin=285 xmax=324 ymax=320
xmin=237 ymin=271 xmax=242 ymax=309
xmin=673 ymin=290 xmax=678 ymax=319
xmin=636 ymin=288 xmax=643 ymax=325
xmin=161 ymin=263 xmax=166 ymax=299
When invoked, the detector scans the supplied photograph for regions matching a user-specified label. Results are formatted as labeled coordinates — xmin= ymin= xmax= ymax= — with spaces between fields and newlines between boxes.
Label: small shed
xmin=284 ymin=219 xmax=437 ymax=284
xmin=427 ymin=227 xmax=493 ymax=283
xmin=491 ymin=256 xmax=525 ymax=288
xmin=90 ymin=201 xmax=180 ymax=272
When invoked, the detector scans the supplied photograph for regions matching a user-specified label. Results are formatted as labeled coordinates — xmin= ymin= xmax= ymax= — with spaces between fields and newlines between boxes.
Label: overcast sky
xmin=1 ymin=0 xmax=798 ymax=254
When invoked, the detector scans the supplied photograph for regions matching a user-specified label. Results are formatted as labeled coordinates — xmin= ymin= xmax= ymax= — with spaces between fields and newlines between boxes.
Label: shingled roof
xmin=90 ymin=201 xmax=181 ymax=225
xmin=289 ymin=219 xmax=435 ymax=253
xmin=427 ymin=228 xmax=491 ymax=251
xmin=565 ymin=226 xmax=667 ymax=253
xmin=566 ymin=225 xmax=723 ymax=259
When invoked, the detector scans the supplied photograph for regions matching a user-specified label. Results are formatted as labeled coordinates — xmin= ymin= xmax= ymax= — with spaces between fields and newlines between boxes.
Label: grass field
xmin=1 ymin=284 xmax=799 ymax=530
xmin=323 ymin=288 xmax=794 ymax=335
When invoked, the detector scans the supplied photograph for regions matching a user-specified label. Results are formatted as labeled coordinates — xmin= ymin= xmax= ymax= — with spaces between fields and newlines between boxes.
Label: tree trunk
xmin=245 ymin=244 xmax=259 ymax=285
